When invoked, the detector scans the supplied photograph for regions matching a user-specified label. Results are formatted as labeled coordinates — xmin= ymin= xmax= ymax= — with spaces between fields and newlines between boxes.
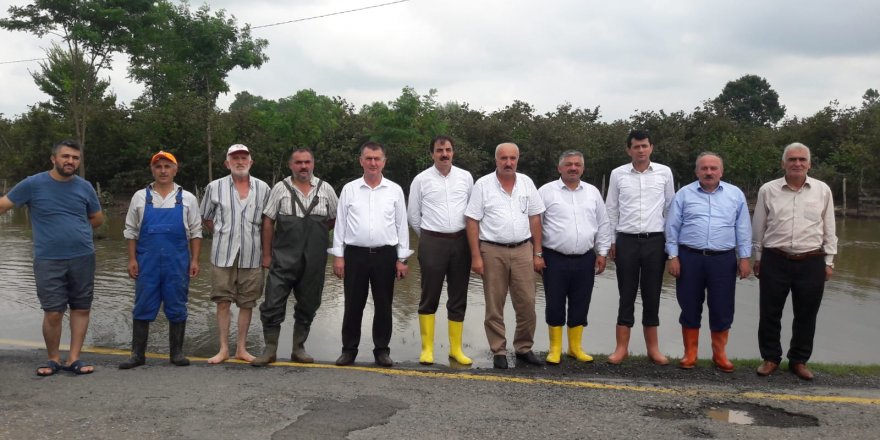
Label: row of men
xmin=0 ymin=131 xmax=836 ymax=380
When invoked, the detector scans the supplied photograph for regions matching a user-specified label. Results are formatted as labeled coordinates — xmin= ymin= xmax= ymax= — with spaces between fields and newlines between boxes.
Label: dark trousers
xmin=676 ymin=247 xmax=737 ymax=331
xmin=417 ymin=233 xmax=471 ymax=321
xmin=614 ymin=233 xmax=665 ymax=327
xmin=542 ymin=248 xmax=596 ymax=327
xmin=758 ymin=251 xmax=826 ymax=364
xmin=341 ymin=245 xmax=396 ymax=355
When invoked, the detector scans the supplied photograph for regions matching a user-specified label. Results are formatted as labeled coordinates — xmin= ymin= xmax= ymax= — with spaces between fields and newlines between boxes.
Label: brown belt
xmin=765 ymin=247 xmax=826 ymax=261
xmin=422 ymin=229 xmax=465 ymax=239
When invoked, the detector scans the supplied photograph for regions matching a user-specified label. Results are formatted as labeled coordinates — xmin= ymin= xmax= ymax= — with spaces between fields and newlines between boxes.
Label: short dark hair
xmin=360 ymin=141 xmax=385 ymax=156
xmin=290 ymin=148 xmax=314 ymax=160
xmin=626 ymin=130 xmax=651 ymax=148
xmin=430 ymin=135 xmax=455 ymax=153
xmin=52 ymin=139 xmax=81 ymax=155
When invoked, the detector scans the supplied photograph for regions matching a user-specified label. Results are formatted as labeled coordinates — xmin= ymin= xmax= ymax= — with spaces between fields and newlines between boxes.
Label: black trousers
xmin=341 ymin=245 xmax=396 ymax=355
xmin=758 ymin=250 xmax=826 ymax=364
xmin=416 ymin=233 xmax=471 ymax=321
xmin=613 ymin=233 xmax=665 ymax=327
xmin=542 ymin=248 xmax=596 ymax=327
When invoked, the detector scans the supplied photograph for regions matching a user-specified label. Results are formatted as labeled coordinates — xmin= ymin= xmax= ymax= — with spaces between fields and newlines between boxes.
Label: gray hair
xmin=495 ymin=142 xmax=520 ymax=158
xmin=558 ymin=150 xmax=584 ymax=166
xmin=783 ymin=142 xmax=811 ymax=163
xmin=694 ymin=151 xmax=723 ymax=170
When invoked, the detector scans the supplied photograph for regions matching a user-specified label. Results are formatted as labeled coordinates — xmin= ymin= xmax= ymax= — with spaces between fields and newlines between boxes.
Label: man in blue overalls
xmin=120 ymin=151 xmax=203 ymax=369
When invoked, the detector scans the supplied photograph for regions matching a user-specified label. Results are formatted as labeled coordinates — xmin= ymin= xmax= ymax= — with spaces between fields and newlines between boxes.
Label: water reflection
xmin=2 ymin=208 xmax=879 ymax=366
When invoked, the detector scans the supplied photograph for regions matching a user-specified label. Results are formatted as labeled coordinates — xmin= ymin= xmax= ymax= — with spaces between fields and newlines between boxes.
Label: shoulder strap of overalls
xmin=175 ymin=187 xmax=183 ymax=205
xmin=283 ymin=179 xmax=323 ymax=217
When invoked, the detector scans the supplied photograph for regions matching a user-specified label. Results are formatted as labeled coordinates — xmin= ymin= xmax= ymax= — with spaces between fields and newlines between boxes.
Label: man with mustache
xmin=331 ymin=142 xmax=411 ymax=367
xmin=604 ymin=130 xmax=674 ymax=365
xmin=465 ymin=142 xmax=546 ymax=369
xmin=120 ymin=151 xmax=202 ymax=369
xmin=200 ymin=144 xmax=271 ymax=364
xmin=538 ymin=150 xmax=612 ymax=364
xmin=0 ymin=140 xmax=104 ymax=376
xmin=252 ymin=148 xmax=338 ymax=366
xmin=665 ymin=152 xmax=752 ymax=372
xmin=408 ymin=135 xmax=475 ymax=365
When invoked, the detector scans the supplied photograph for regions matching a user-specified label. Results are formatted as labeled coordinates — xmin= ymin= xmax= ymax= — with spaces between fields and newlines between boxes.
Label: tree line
xmin=1 ymin=2 xmax=878 ymax=206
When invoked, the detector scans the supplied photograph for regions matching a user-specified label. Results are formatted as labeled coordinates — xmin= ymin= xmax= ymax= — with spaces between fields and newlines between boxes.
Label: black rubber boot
xmin=251 ymin=327 xmax=280 ymax=367
xmin=168 ymin=321 xmax=190 ymax=366
xmin=119 ymin=320 xmax=150 ymax=369
xmin=291 ymin=323 xmax=314 ymax=363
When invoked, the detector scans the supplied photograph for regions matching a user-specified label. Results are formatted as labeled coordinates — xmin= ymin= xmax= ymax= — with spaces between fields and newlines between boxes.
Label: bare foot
xmin=234 ymin=350 xmax=255 ymax=363
xmin=207 ymin=351 xmax=229 ymax=364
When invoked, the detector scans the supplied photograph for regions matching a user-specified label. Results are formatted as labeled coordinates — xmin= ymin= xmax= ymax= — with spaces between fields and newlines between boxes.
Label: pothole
xmin=645 ymin=402 xmax=819 ymax=428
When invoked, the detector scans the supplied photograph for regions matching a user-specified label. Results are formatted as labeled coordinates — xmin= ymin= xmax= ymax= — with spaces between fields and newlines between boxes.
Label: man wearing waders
xmin=251 ymin=149 xmax=338 ymax=366
xmin=120 ymin=151 xmax=202 ymax=369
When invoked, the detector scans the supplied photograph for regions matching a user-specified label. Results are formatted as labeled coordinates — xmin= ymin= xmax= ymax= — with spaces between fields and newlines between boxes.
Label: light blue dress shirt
xmin=665 ymin=181 xmax=752 ymax=258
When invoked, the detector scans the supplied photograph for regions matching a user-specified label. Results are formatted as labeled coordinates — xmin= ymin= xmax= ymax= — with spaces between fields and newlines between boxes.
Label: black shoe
xmin=335 ymin=352 xmax=356 ymax=366
xmin=515 ymin=350 xmax=545 ymax=366
xmin=374 ymin=352 xmax=394 ymax=367
xmin=493 ymin=355 xmax=508 ymax=369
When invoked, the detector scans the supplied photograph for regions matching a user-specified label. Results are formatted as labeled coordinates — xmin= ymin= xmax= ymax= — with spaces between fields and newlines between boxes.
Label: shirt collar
xmin=556 ymin=178 xmax=584 ymax=191
xmin=628 ymin=162 xmax=654 ymax=173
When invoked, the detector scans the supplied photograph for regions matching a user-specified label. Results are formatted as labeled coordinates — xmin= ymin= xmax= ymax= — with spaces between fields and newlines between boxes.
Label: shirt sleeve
xmin=664 ymin=191 xmax=684 ymax=256
xmin=85 ymin=181 xmax=102 ymax=215
xmin=605 ymin=171 xmax=620 ymax=243
xmin=185 ymin=192 xmax=203 ymax=239
xmin=123 ymin=191 xmax=144 ymax=240
xmin=734 ymin=190 xmax=752 ymax=258
xmin=5 ymin=177 xmax=32 ymax=206
xmin=407 ymin=174 xmax=422 ymax=236
xmin=395 ymin=185 xmax=413 ymax=259
xmin=821 ymin=183 xmax=838 ymax=264
xmin=328 ymin=184 xmax=348 ymax=257
xmin=751 ymin=185 xmax=768 ymax=261
xmin=464 ymin=180 xmax=484 ymax=221
xmin=663 ymin=167 xmax=675 ymax=220
xmin=200 ymin=182 xmax=215 ymax=220
xmin=594 ymin=192 xmax=613 ymax=256
xmin=324 ymin=183 xmax=339 ymax=221
xmin=526 ymin=178 xmax=545 ymax=216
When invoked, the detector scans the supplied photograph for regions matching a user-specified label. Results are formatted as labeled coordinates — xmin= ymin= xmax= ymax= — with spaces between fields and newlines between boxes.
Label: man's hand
xmin=666 ymin=257 xmax=680 ymax=278
xmin=753 ymin=260 xmax=761 ymax=279
xmin=396 ymin=261 xmax=408 ymax=280
xmin=608 ymin=243 xmax=616 ymax=261
xmin=189 ymin=259 xmax=200 ymax=278
xmin=595 ymin=255 xmax=607 ymax=275
xmin=533 ymin=255 xmax=545 ymax=273
xmin=825 ymin=265 xmax=833 ymax=282
xmin=127 ymin=259 xmax=139 ymax=280
xmin=471 ymin=255 xmax=484 ymax=276
xmin=333 ymin=256 xmax=345 ymax=279
xmin=261 ymin=254 xmax=272 ymax=269
xmin=737 ymin=258 xmax=751 ymax=279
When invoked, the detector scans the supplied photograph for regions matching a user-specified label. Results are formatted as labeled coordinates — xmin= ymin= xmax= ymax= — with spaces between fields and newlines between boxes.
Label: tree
xmin=127 ymin=1 xmax=269 ymax=183
xmin=713 ymin=74 xmax=786 ymax=127
xmin=1 ymin=0 xmax=154 ymax=176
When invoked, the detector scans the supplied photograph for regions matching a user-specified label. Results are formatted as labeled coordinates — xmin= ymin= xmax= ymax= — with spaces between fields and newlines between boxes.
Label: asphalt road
xmin=2 ymin=346 xmax=879 ymax=439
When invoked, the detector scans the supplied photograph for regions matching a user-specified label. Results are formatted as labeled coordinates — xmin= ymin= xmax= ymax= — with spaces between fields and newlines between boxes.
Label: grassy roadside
xmin=588 ymin=354 xmax=880 ymax=377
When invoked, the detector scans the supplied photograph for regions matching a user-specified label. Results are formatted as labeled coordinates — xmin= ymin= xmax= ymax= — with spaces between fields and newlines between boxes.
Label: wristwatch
xmin=398 ymin=258 xmax=408 ymax=265
xmin=534 ymin=252 xmax=543 ymax=257
xmin=667 ymin=255 xmax=678 ymax=260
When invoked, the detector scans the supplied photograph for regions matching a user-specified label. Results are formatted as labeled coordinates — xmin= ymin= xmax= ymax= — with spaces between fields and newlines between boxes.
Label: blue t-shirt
xmin=6 ymin=171 xmax=102 ymax=260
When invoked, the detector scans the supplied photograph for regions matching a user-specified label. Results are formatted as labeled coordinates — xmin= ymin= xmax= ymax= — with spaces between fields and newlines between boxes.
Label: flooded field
xmin=1 ymin=208 xmax=879 ymax=367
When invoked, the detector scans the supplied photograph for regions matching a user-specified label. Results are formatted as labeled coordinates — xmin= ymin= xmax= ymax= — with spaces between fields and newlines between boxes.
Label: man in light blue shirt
xmin=665 ymin=152 xmax=751 ymax=373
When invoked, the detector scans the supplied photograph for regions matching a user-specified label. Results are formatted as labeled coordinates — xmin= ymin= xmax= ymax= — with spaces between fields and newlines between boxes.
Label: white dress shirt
xmin=605 ymin=161 xmax=675 ymax=241
xmin=407 ymin=165 xmax=473 ymax=235
xmin=124 ymin=183 xmax=203 ymax=240
xmin=200 ymin=175 xmax=271 ymax=268
xmin=329 ymin=176 xmax=413 ymax=259
xmin=464 ymin=172 xmax=545 ymax=243
xmin=539 ymin=179 xmax=612 ymax=256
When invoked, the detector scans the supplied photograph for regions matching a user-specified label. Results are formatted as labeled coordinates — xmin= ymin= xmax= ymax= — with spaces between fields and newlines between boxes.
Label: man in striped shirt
xmin=200 ymin=144 xmax=271 ymax=364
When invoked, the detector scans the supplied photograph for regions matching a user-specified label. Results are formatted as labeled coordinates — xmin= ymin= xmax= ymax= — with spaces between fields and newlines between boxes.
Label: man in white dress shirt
xmin=200 ymin=144 xmax=270 ymax=364
xmin=604 ymin=130 xmax=673 ymax=365
xmin=465 ymin=142 xmax=545 ymax=369
xmin=538 ymin=150 xmax=612 ymax=365
xmin=330 ymin=141 xmax=412 ymax=367
xmin=408 ymin=135 xmax=475 ymax=365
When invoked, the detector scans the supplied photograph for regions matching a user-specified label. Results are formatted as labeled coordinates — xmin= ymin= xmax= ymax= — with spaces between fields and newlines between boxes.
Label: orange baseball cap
xmin=151 ymin=151 xmax=177 ymax=165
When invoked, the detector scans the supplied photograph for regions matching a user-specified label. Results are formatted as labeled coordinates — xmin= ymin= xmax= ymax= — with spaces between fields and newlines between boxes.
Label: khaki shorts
xmin=211 ymin=264 xmax=264 ymax=308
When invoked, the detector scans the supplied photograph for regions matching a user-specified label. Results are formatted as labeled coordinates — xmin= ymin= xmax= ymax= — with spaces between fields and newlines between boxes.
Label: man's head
xmin=359 ymin=141 xmax=386 ymax=179
xmin=557 ymin=150 xmax=584 ymax=185
xmin=626 ymin=130 xmax=653 ymax=167
xmin=289 ymin=148 xmax=315 ymax=183
xmin=430 ymin=135 xmax=455 ymax=171
xmin=782 ymin=142 xmax=811 ymax=181
xmin=225 ymin=144 xmax=253 ymax=178
xmin=150 ymin=150 xmax=178 ymax=185
xmin=50 ymin=139 xmax=82 ymax=178
xmin=695 ymin=152 xmax=723 ymax=191
xmin=495 ymin=143 xmax=519 ymax=177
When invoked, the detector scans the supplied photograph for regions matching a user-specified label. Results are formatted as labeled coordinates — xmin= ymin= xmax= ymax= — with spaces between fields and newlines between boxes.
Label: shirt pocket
xmin=803 ymin=201 xmax=822 ymax=222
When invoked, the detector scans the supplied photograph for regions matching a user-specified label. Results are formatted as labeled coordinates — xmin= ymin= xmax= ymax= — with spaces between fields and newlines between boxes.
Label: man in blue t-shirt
xmin=0 ymin=140 xmax=104 ymax=376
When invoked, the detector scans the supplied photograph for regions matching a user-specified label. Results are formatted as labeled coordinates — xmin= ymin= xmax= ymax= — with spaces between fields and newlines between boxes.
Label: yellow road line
xmin=3 ymin=338 xmax=878 ymax=406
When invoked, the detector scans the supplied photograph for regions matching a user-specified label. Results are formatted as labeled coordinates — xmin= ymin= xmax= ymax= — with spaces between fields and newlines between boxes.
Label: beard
xmin=54 ymin=162 xmax=77 ymax=177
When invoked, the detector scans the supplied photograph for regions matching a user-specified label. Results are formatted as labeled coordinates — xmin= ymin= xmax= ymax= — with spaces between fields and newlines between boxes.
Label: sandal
xmin=36 ymin=360 xmax=63 ymax=377
xmin=63 ymin=359 xmax=95 ymax=375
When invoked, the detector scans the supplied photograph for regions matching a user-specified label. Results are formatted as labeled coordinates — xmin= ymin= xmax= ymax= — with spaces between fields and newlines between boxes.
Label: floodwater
xmin=1 ymin=208 xmax=879 ymax=367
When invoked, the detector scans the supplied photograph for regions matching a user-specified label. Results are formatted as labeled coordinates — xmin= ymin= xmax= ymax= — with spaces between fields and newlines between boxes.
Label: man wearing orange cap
xmin=120 ymin=151 xmax=203 ymax=369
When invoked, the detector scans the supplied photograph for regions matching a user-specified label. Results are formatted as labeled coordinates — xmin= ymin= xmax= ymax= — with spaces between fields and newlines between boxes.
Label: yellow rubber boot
xmin=418 ymin=314 xmax=434 ymax=365
xmin=546 ymin=326 xmax=563 ymax=364
xmin=567 ymin=326 xmax=594 ymax=362
xmin=448 ymin=320 xmax=473 ymax=365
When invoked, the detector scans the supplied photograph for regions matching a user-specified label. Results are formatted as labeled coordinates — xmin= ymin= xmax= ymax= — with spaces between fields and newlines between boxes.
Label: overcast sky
xmin=1 ymin=0 xmax=878 ymax=122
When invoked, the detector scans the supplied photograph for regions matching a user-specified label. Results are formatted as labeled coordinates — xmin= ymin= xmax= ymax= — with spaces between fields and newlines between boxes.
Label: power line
xmin=0 ymin=0 xmax=412 ymax=65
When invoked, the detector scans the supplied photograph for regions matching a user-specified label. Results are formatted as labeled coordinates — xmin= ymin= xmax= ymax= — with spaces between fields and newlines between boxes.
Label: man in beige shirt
xmin=752 ymin=143 xmax=837 ymax=380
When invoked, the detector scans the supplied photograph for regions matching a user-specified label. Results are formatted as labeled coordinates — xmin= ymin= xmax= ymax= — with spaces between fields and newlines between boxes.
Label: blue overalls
xmin=132 ymin=187 xmax=190 ymax=323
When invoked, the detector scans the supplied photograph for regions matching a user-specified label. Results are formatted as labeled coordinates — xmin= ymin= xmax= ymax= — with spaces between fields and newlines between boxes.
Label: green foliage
xmin=713 ymin=74 xmax=786 ymax=127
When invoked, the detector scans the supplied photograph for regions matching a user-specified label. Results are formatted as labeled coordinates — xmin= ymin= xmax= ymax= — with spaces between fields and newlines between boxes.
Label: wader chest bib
xmin=133 ymin=187 xmax=190 ymax=322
